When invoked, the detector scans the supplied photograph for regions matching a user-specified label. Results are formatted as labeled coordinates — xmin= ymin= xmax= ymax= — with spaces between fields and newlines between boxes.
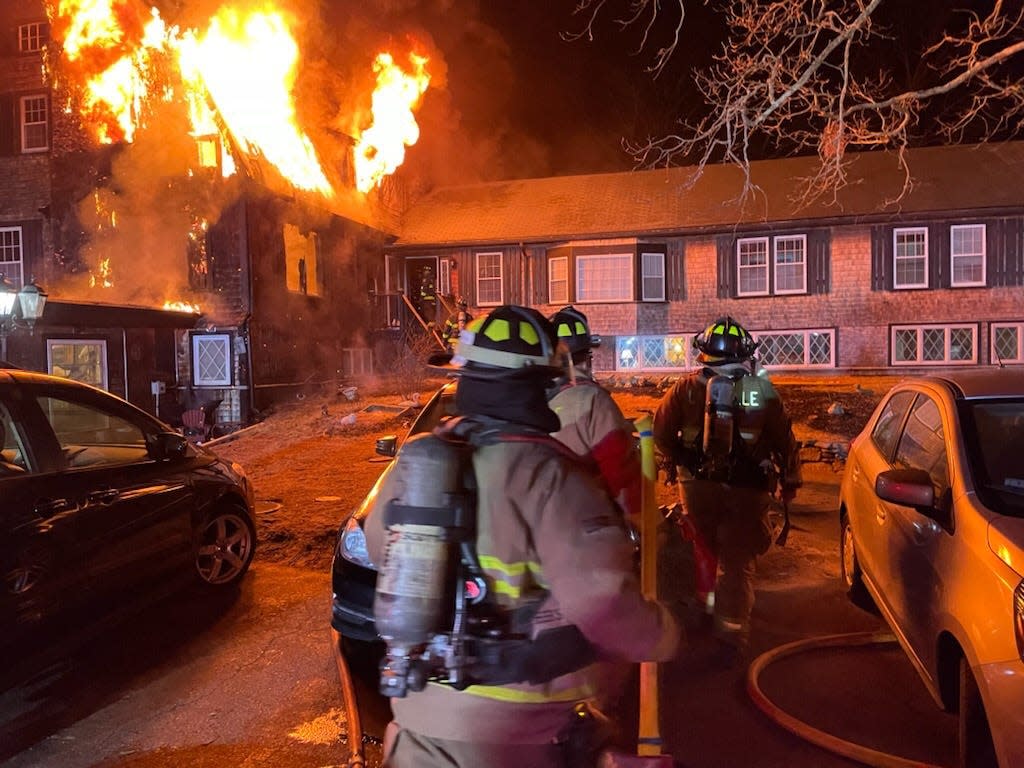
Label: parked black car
xmin=331 ymin=382 xmax=456 ymax=646
xmin=1 ymin=369 xmax=256 ymax=657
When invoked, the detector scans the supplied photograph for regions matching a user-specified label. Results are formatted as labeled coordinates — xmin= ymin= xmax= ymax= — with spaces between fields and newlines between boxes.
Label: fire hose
xmin=746 ymin=631 xmax=947 ymax=768
xmin=331 ymin=627 xmax=366 ymax=768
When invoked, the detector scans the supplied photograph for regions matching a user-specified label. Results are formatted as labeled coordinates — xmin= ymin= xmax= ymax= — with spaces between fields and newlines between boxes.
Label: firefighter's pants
xmin=383 ymin=721 xmax=571 ymax=767
xmin=680 ymin=479 xmax=773 ymax=649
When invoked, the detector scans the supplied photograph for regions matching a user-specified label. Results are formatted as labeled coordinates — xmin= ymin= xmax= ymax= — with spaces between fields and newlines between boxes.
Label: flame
xmin=163 ymin=300 xmax=201 ymax=313
xmin=89 ymin=257 xmax=114 ymax=288
xmin=354 ymin=52 xmax=431 ymax=193
xmin=177 ymin=7 xmax=332 ymax=195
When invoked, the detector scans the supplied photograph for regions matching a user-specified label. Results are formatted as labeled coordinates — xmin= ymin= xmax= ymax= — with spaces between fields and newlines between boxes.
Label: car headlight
xmin=1015 ymin=580 xmax=1024 ymax=662
xmin=338 ymin=516 xmax=376 ymax=569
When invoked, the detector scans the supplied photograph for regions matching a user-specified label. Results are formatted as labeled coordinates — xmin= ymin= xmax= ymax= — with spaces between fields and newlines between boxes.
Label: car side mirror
xmin=150 ymin=431 xmax=189 ymax=461
xmin=376 ymin=435 xmax=398 ymax=458
xmin=875 ymin=468 xmax=935 ymax=511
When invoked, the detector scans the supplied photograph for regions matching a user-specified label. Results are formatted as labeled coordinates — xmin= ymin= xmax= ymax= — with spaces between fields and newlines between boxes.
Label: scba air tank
xmin=374 ymin=432 xmax=464 ymax=649
xmin=703 ymin=374 xmax=736 ymax=460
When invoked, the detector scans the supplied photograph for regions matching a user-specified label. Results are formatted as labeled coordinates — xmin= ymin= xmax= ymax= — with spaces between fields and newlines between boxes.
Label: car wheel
xmin=840 ymin=511 xmax=873 ymax=610
xmin=340 ymin=635 xmax=386 ymax=683
xmin=957 ymin=656 xmax=998 ymax=768
xmin=193 ymin=506 xmax=256 ymax=587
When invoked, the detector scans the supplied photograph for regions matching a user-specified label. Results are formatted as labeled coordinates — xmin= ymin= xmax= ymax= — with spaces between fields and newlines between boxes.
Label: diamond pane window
xmin=192 ymin=333 xmax=232 ymax=386
xmin=993 ymin=324 xmax=1023 ymax=364
xmin=809 ymin=333 xmax=832 ymax=365
xmin=755 ymin=329 xmax=834 ymax=368
xmin=892 ymin=324 xmax=977 ymax=365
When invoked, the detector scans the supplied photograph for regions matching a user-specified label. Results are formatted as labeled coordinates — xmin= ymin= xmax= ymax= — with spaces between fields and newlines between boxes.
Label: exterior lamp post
xmin=0 ymin=274 xmax=48 ymax=363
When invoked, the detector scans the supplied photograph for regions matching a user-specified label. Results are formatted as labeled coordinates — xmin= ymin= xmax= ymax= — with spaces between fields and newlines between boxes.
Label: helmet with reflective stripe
xmin=549 ymin=305 xmax=601 ymax=358
xmin=440 ymin=305 xmax=562 ymax=380
xmin=692 ymin=316 xmax=758 ymax=364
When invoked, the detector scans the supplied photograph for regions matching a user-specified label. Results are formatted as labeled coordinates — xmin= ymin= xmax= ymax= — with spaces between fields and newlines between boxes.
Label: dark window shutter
xmin=993 ymin=217 xmax=1024 ymax=287
xmin=870 ymin=226 xmax=891 ymax=291
xmin=0 ymin=95 xmax=16 ymax=156
xmin=19 ymin=221 xmax=43 ymax=273
xmin=716 ymin=235 xmax=735 ymax=298
xmin=929 ymin=223 xmax=948 ymax=289
xmin=807 ymin=229 xmax=830 ymax=295
xmin=668 ymin=240 xmax=685 ymax=301
xmin=986 ymin=219 xmax=1004 ymax=287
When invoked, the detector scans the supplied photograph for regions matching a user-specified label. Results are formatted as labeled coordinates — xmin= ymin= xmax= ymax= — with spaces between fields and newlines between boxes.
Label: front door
xmin=405 ymin=257 xmax=439 ymax=326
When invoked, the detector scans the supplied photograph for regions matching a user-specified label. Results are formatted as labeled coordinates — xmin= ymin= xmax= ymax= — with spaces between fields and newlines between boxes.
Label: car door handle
xmin=34 ymin=498 xmax=72 ymax=516
xmin=87 ymin=488 xmax=120 ymax=504
xmin=911 ymin=519 xmax=936 ymax=545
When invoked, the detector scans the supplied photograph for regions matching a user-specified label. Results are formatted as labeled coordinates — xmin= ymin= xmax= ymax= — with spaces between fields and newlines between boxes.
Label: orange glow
xmin=89 ymin=257 xmax=114 ymax=288
xmin=354 ymin=52 xmax=431 ymax=193
xmin=163 ymin=300 xmax=201 ymax=313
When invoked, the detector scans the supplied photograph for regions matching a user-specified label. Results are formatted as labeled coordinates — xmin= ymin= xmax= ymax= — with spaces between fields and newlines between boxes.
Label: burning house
xmin=0 ymin=0 xmax=433 ymax=433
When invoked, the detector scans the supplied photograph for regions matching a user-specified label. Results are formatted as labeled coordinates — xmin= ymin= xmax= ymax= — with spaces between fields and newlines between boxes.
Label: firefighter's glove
xmin=781 ymin=486 xmax=798 ymax=503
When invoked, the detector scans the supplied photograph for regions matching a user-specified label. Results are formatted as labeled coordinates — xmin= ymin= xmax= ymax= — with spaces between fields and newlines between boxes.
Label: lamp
xmin=0 ymin=274 xmax=48 ymax=362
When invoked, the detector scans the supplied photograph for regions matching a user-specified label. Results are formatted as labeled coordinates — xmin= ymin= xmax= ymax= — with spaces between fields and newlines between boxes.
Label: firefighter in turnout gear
xmin=653 ymin=316 xmax=801 ymax=666
xmin=441 ymin=297 xmax=473 ymax=351
xmin=548 ymin=306 xmax=642 ymax=524
xmin=365 ymin=305 xmax=680 ymax=768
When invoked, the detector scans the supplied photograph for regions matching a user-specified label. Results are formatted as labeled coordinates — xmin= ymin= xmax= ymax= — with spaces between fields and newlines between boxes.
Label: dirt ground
xmin=212 ymin=372 xmax=905 ymax=571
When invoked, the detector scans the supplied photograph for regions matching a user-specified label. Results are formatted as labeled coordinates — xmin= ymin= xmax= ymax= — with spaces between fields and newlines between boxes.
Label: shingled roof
xmin=392 ymin=141 xmax=1024 ymax=248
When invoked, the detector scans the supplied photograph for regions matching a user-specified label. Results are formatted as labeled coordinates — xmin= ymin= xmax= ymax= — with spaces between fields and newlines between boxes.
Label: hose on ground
xmin=747 ymin=631 xmax=947 ymax=768
xmin=332 ymin=628 xmax=366 ymax=768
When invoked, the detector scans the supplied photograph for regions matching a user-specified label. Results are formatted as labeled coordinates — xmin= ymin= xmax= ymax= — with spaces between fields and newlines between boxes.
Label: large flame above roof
xmin=46 ymin=0 xmax=431 ymax=196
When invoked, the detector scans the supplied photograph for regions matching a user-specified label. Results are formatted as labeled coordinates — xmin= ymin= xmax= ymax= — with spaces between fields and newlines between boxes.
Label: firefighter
xmin=441 ymin=297 xmax=473 ymax=350
xmin=547 ymin=305 xmax=641 ymax=524
xmin=653 ymin=316 xmax=801 ymax=667
xmin=365 ymin=305 xmax=680 ymax=768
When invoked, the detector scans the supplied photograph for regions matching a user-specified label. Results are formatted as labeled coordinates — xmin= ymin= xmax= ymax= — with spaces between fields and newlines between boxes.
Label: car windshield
xmin=409 ymin=387 xmax=457 ymax=436
xmin=963 ymin=398 xmax=1024 ymax=517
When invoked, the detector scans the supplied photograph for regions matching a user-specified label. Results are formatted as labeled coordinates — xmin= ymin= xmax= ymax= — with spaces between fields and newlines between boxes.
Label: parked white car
xmin=839 ymin=369 xmax=1024 ymax=767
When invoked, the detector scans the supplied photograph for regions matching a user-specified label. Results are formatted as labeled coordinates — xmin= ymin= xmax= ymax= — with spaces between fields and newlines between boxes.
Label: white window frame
xmin=756 ymin=328 xmax=835 ymax=369
xmin=0 ymin=227 xmax=25 ymax=287
xmin=576 ymin=253 xmax=633 ymax=303
xmin=772 ymin=235 xmax=807 ymax=295
xmin=950 ymin=224 xmax=986 ymax=288
xmin=641 ymin=251 xmax=666 ymax=302
xmin=548 ymin=255 xmax=569 ymax=305
xmin=737 ymin=237 xmax=770 ymax=297
xmin=20 ymin=95 xmax=49 ymax=153
xmin=475 ymin=252 xmax=503 ymax=306
xmin=893 ymin=227 xmax=929 ymax=290
xmin=438 ymin=258 xmax=452 ymax=296
xmin=991 ymin=322 xmax=1024 ymax=365
xmin=18 ymin=22 xmax=47 ymax=53
xmin=191 ymin=333 xmax=233 ymax=386
xmin=891 ymin=323 xmax=977 ymax=366
xmin=615 ymin=334 xmax=700 ymax=372
xmin=47 ymin=339 xmax=109 ymax=390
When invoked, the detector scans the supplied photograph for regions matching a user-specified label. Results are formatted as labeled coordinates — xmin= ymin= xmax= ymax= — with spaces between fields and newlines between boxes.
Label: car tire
xmin=840 ymin=511 xmax=874 ymax=611
xmin=192 ymin=505 xmax=256 ymax=588
xmin=957 ymin=656 xmax=998 ymax=768
xmin=340 ymin=635 xmax=385 ymax=683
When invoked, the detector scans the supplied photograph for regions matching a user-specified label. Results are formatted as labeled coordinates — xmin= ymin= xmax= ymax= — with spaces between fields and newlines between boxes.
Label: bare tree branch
xmin=572 ymin=0 xmax=1024 ymax=203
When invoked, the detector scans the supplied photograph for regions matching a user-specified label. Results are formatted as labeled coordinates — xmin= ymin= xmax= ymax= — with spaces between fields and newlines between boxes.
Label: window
xmin=757 ymin=328 xmax=835 ymax=368
xmin=48 ymin=340 xmax=108 ymax=390
xmin=773 ymin=235 xmax=807 ymax=294
xmin=891 ymin=323 xmax=977 ymax=365
xmin=577 ymin=253 xmax=633 ymax=302
xmin=341 ymin=348 xmax=373 ymax=376
xmin=737 ymin=238 xmax=769 ymax=296
xmin=871 ymin=391 xmax=916 ymax=459
xmin=548 ymin=256 xmax=568 ymax=305
xmin=475 ymin=252 xmax=503 ymax=305
xmin=0 ymin=227 xmax=24 ymax=286
xmin=438 ymin=259 xmax=452 ymax=296
xmin=992 ymin=323 xmax=1024 ymax=364
xmin=18 ymin=22 xmax=48 ymax=52
xmin=950 ymin=224 xmax=986 ymax=287
xmin=187 ymin=217 xmax=211 ymax=291
xmin=20 ymin=95 xmax=49 ymax=153
xmin=616 ymin=335 xmax=698 ymax=371
xmin=1 ymin=401 xmax=32 ymax=474
xmin=192 ymin=333 xmax=232 ymax=386
xmin=283 ymin=224 xmax=319 ymax=296
xmin=894 ymin=395 xmax=949 ymax=495
xmin=641 ymin=251 xmax=666 ymax=301
xmin=893 ymin=228 xmax=928 ymax=289
xmin=37 ymin=395 xmax=148 ymax=468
